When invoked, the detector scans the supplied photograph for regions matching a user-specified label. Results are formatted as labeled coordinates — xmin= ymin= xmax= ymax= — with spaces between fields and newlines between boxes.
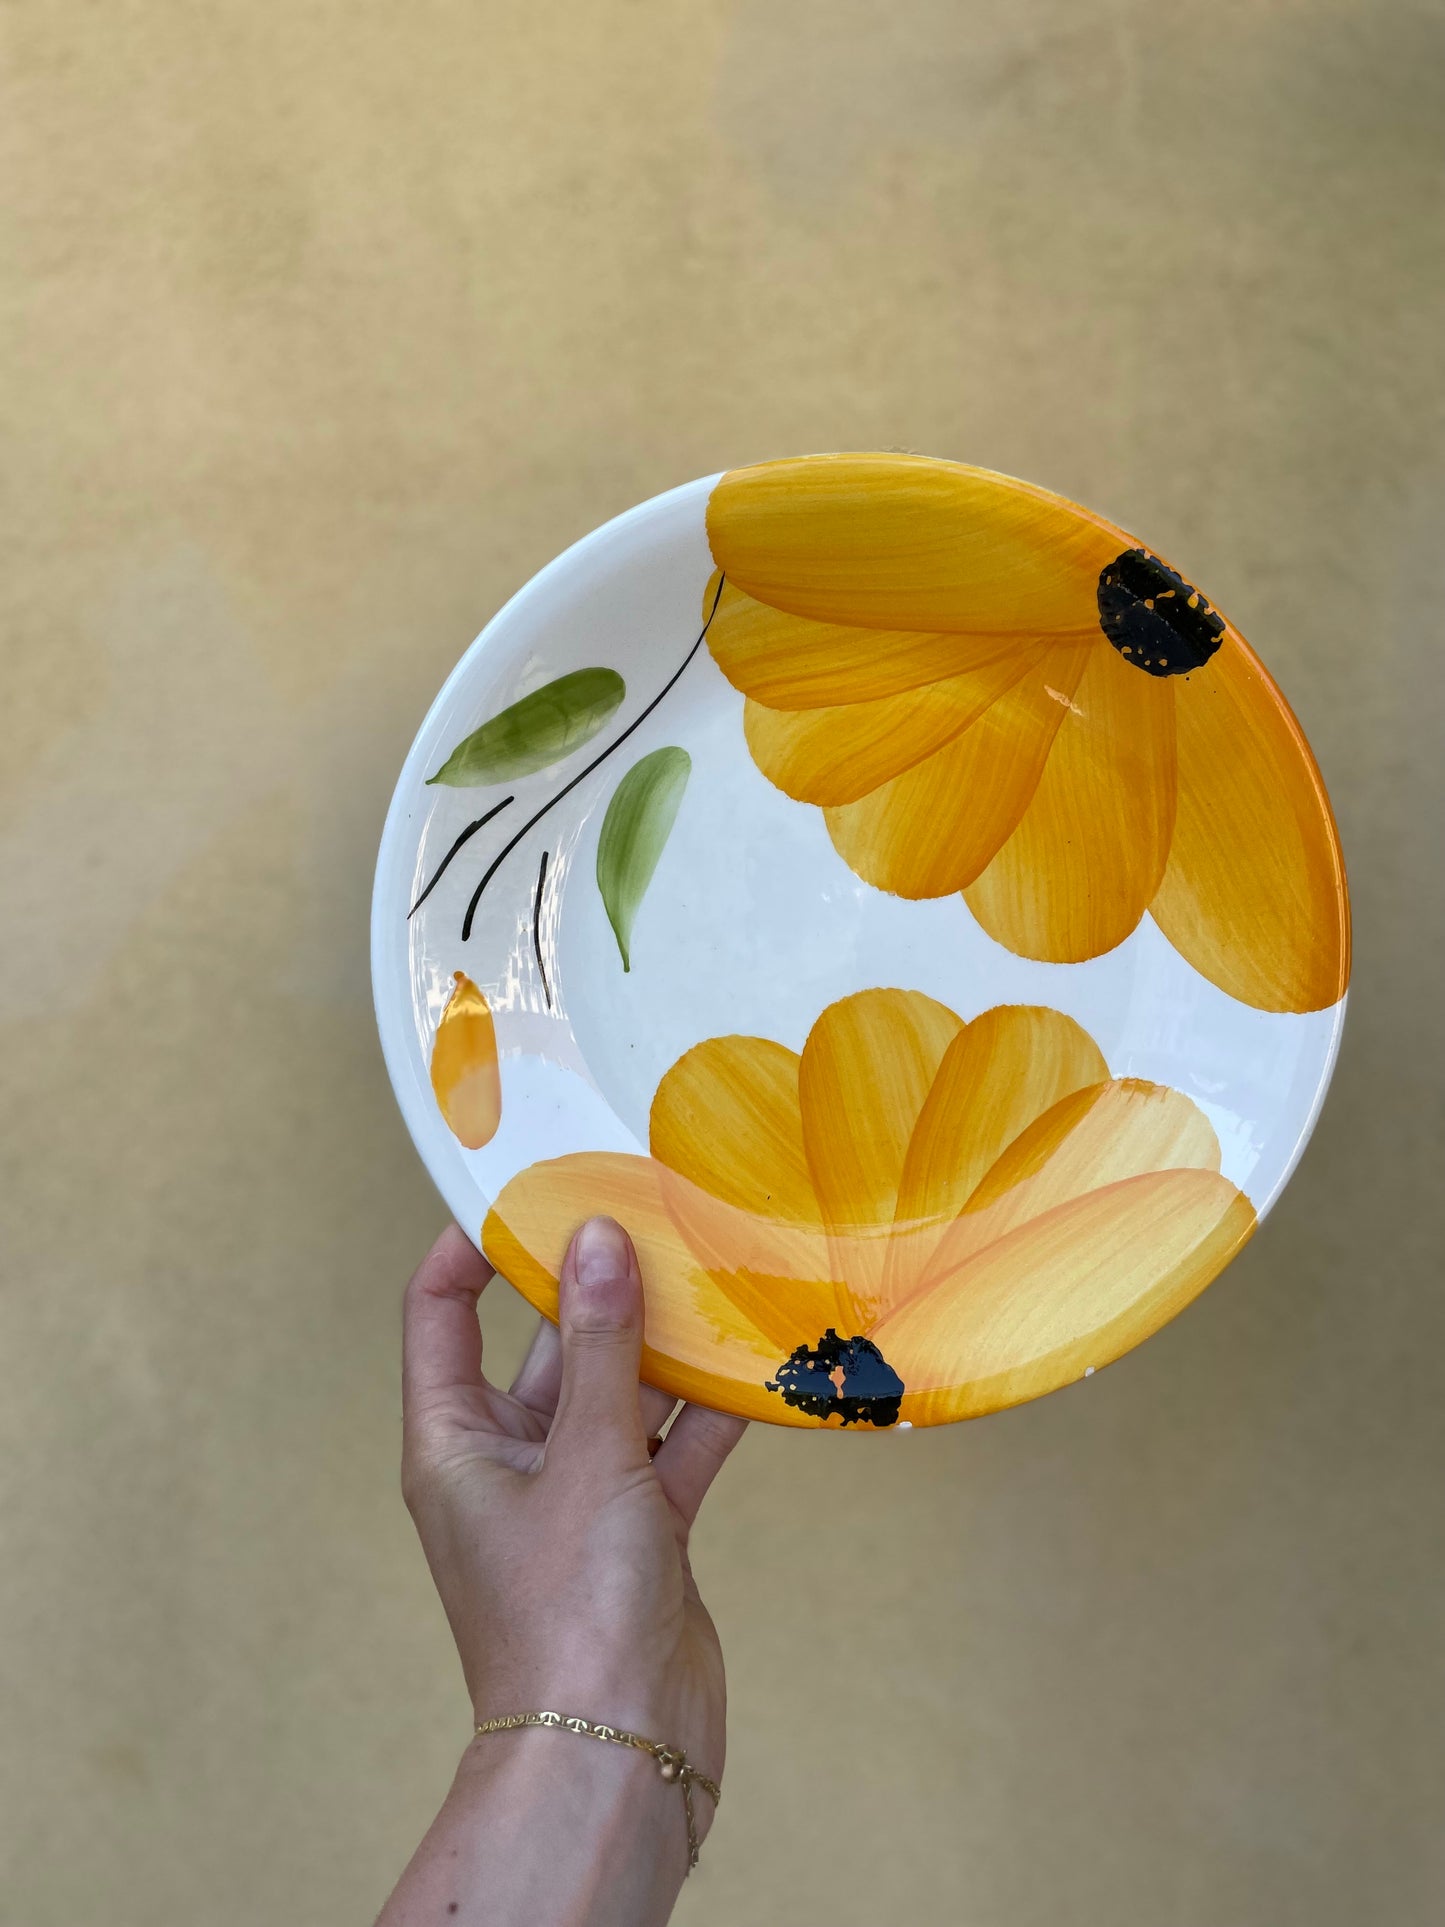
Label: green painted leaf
xmin=427 ymin=668 xmax=626 ymax=786
xmin=596 ymin=747 xmax=692 ymax=972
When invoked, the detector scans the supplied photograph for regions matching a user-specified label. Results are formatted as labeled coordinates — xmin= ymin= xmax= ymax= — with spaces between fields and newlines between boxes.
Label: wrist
xmin=469 ymin=1675 xmax=677 ymax=1746
xmin=467 ymin=1654 xmax=723 ymax=1787
xmin=452 ymin=1718 xmax=689 ymax=1926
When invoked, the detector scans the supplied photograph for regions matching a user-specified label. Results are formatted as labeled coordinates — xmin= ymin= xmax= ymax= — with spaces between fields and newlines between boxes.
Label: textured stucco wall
xmin=2 ymin=3 xmax=1443 ymax=1921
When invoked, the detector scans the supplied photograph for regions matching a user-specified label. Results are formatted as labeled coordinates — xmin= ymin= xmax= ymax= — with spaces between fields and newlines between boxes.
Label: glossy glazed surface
xmin=372 ymin=459 xmax=1349 ymax=1429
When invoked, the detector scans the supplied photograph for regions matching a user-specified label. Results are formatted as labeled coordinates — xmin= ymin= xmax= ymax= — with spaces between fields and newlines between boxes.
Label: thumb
xmin=548 ymin=1216 xmax=647 ymax=1463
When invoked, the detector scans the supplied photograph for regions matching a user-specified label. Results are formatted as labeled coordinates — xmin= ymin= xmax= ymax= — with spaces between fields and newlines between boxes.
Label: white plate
xmin=372 ymin=457 xmax=1348 ymax=1429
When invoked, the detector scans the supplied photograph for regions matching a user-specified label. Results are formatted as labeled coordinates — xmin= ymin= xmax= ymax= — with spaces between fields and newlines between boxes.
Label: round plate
xmin=372 ymin=455 xmax=1349 ymax=1430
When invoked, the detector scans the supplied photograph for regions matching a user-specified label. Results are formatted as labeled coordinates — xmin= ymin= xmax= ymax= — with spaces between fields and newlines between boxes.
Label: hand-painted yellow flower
xmin=430 ymin=972 xmax=501 ymax=1150
xmin=704 ymin=453 xmax=1350 ymax=1015
xmin=484 ymin=989 xmax=1255 ymax=1428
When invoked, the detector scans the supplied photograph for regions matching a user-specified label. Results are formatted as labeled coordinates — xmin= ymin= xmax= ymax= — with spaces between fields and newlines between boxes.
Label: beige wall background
xmin=3 ymin=2 xmax=1443 ymax=1921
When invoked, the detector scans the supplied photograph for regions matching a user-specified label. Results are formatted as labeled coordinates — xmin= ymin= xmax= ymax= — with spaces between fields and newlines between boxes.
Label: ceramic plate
xmin=372 ymin=455 xmax=1349 ymax=1430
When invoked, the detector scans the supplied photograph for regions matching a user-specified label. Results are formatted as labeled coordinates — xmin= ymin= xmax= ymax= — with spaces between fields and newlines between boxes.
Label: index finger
xmin=401 ymin=1223 xmax=495 ymax=1437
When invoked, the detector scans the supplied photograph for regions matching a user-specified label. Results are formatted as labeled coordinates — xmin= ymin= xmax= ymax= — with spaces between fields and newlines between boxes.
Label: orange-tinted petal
xmin=1149 ymin=632 xmax=1350 ymax=1013
xmin=742 ymin=649 xmax=1037 ymax=806
xmin=798 ymin=988 xmax=964 ymax=1307
xmin=968 ymin=1077 xmax=1219 ymax=1209
xmin=920 ymin=1077 xmax=1223 ymax=1290
xmin=648 ymin=1035 xmax=849 ymax=1330
xmin=824 ymin=643 xmax=1091 ymax=897
xmin=707 ymin=454 xmax=1123 ymax=634
xmin=963 ymin=640 xmax=1177 ymax=963
xmin=876 ymin=1168 xmax=1255 ymax=1423
xmin=881 ymin=1006 xmax=1109 ymax=1308
xmin=706 ymin=575 xmax=1028 ymax=708
xmin=482 ymin=1152 xmax=817 ymax=1422
xmin=900 ymin=1007 xmax=1111 ymax=1218
xmin=430 ymin=972 xmax=501 ymax=1149
xmin=656 ymin=1187 xmax=870 ymax=1359
xmin=649 ymin=1035 xmax=817 ymax=1222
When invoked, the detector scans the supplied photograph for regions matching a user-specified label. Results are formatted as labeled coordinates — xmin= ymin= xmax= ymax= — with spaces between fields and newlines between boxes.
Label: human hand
xmin=399 ymin=1216 xmax=747 ymax=1845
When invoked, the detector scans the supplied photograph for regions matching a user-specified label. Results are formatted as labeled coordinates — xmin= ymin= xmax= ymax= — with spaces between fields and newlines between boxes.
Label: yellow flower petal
xmin=429 ymin=972 xmax=501 ymax=1150
xmin=798 ymin=988 xmax=964 ymax=1308
xmin=707 ymin=454 xmax=1121 ymax=634
xmin=882 ymin=1006 xmax=1109 ymax=1308
xmin=649 ymin=1036 xmax=854 ymax=1334
xmin=876 ymin=1168 xmax=1256 ymax=1423
xmin=482 ymin=1151 xmax=814 ymax=1420
xmin=1149 ymin=633 xmax=1350 ymax=1013
xmin=823 ymin=643 xmax=1090 ymax=897
xmin=654 ymin=1181 xmax=872 ymax=1360
xmin=706 ymin=575 xmax=1027 ymax=708
xmin=900 ymin=1007 xmax=1111 ymax=1219
xmin=963 ymin=640 xmax=1177 ymax=962
xmin=650 ymin=1035 xmax=818 ymax=1223
xmin=921 ymin=1077 xmax=1223 ymax=1289
xmin=969 ymin=1077 xmax=1220 ymax=1208
xmin=742 ymin=649 xmax=1037 ymax=807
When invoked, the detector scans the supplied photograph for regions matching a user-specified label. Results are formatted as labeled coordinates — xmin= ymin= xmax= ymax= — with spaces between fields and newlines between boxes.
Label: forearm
xmin=375 ymin=1730 xmax=688 ymax=1927
xmin=389 ymin=1222 xmax=744 ymax=1925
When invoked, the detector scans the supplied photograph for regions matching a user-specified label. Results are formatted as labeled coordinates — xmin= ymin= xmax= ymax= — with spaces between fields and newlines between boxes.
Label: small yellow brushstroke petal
xmin=430 ymin=972 xmax=501 ymax=1149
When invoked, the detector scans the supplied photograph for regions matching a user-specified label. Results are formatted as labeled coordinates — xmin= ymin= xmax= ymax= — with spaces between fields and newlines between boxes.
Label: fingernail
xmin=573 ymin=1216 xmax=630 ymax=1288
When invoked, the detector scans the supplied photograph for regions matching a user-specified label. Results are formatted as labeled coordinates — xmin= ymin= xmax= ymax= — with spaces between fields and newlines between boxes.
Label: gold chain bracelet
xmin=472 ymin=1710 xmax=720 ymax=1871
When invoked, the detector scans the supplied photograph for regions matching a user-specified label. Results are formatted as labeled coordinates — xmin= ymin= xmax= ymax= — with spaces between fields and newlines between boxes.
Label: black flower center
xmin=1097 ymin=549 xmax=1224 ymax=677
xmin=766 ymin=1329 xmax=904 ymax=1428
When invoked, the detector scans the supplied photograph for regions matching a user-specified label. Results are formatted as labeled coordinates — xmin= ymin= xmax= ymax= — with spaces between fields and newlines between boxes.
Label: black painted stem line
xmin=461 ymin=572 xmax=727 ymax=942
xmin=532 ymin=849 xmax=552 ymax=1010
xmin=408 ymin=795 xmax=515 ymax=919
